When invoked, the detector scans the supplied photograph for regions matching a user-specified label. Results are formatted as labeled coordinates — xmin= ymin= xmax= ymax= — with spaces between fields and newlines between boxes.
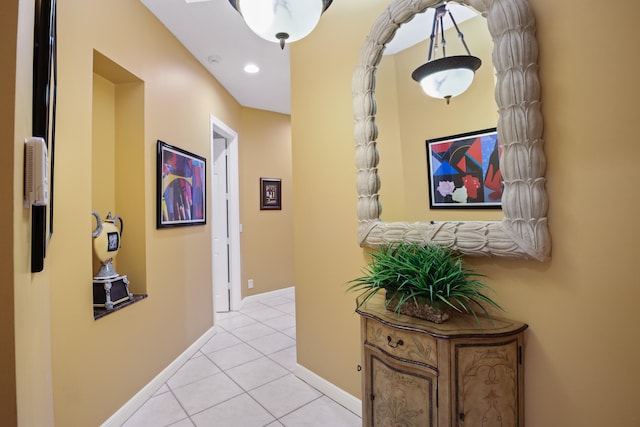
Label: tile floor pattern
xmin=121 ymin=289 xmax=361 ymax=427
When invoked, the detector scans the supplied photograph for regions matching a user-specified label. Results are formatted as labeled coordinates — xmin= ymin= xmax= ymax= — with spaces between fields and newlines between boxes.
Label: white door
xmin=210 ymin=115 xmax=241 ymax=317
xmin=212 ymin=136 xmax=230 ymax=312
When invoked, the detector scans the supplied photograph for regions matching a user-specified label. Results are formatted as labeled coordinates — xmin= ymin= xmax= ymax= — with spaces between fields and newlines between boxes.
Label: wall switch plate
xmin=24 ymin=137 xmax=48 ymax=208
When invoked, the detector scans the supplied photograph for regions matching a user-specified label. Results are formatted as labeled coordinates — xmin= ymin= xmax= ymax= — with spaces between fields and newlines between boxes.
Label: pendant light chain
xmin=447 ymin=9 xmax=472 ymax=56
xmin=427 ymin=5 xmax=445 ymax=61
xmin=438 ymin=9 xmax=446 ymax=59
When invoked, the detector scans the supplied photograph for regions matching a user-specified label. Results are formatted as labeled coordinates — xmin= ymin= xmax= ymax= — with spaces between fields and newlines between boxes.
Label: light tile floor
xmin=121 ymin=288 xmax=361 ymax=427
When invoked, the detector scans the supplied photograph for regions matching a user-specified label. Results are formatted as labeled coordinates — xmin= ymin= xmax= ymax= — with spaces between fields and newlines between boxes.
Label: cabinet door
xmin=454 ymin=339 xmax=521 ymax=427
xmin=364 ymin=346 xmax=437 ymax=427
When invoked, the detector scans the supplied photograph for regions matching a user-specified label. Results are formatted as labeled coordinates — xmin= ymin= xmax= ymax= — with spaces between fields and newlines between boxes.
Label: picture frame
xmin=157 ymin=140 xmax=206 ymax=228
xmin=31 ymin=0 xmax=57 ymax=272
xmin=426 ymin=128 xmax=502 ymax=209
xmin=260 ymin=178 xmax=281 ymax=210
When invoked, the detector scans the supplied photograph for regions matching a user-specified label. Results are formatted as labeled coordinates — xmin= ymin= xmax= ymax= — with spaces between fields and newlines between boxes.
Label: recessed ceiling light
xmin=244 ymin=64 xmax=260 ymax=74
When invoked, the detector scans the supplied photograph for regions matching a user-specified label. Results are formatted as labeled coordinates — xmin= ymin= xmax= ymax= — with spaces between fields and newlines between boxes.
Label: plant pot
xmin=385 ymin=292 xmax=450 ymax=324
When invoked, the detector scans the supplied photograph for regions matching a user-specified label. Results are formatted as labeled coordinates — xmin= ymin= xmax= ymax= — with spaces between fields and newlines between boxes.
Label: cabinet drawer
xmin=365 ymin=319 xmax=438 ymax=367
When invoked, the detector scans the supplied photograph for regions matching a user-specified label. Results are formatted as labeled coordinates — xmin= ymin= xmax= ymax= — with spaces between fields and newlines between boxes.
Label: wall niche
xmin=92 ymin=50 xmax=147 ymax=318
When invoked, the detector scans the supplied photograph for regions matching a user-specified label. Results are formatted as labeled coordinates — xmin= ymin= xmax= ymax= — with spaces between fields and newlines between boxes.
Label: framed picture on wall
xmin=426 ymin=128 xmax=502 ymax=209
xmin=31 ymin=0 xmax=57 ymax=272
xmin=260 ymin=178 xmax=281 ymax=210
xmin=156 ymin=140 xmax=206 ymax=228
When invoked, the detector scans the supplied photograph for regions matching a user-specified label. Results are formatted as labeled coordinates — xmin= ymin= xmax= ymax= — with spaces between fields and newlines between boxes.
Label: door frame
xmin=210 ymin=114 xmax=241 ymax=318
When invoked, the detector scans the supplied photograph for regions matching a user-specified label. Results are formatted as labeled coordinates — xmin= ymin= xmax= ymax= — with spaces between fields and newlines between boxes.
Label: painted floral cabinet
xmin=357 ymin=295 xmax=528 ymax=426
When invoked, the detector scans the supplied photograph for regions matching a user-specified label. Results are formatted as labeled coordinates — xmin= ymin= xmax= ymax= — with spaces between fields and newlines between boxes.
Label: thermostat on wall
xmin=24 ymin=137 xmax=49 ymax=208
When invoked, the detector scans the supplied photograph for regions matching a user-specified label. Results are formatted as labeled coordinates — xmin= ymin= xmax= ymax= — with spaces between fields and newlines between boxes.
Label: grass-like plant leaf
xmin=347 ymin=243 xmax=502 ymax=321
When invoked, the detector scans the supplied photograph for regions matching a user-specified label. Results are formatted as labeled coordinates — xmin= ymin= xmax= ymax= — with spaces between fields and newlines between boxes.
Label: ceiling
xmin=140 ymin=0 xmax=477 ymax=115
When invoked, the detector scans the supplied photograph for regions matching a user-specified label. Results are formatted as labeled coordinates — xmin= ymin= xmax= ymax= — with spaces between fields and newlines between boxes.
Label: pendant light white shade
xmin=411 ymin=5 xmax=481 ymax=103
xmin=419 ymin=68 xmax=475 ymax=99
xmin=412 ymin=55 xmax=481 ymax=101
xmin=229 ymin=0 xmax=332 ymax=48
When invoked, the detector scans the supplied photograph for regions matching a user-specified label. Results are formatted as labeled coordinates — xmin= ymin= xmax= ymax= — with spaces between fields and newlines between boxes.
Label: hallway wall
xmin=5 ymin=1 xmax=298 ymax=423
xmin=47 ymin=0 xmax=237 ymax=424
xmin=4 ymin=0 xmax=55 ymax=425
xmin=239 ymin=108 xmax=294 ymax=297
xmin=291 ymin=1 xmax=640 ymax=426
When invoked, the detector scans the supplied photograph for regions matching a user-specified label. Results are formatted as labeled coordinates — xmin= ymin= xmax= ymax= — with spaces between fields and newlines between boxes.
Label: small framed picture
xmin=260 ymin=178 xmax=281 ymax=210
xmin=426 ymin=128 xmax=502 ymax=209
xmin=157 ymin=140 xmax=206 ymax=228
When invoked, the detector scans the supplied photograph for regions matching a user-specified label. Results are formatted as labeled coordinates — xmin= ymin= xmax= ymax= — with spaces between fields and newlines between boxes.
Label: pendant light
xmin=228 ymin=0 xmax=333 ymax=49
xmin=411 ymin=4 xmax=481 ymax=104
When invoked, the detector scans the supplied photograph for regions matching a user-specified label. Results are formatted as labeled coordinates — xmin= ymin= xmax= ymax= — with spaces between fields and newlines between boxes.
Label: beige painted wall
xmin=45 ymin=0 xmax=236 ymax=424
xmin=239 ymin=108 xmax=294 ymax=297
xmin=2 ymin=0 xmax=21 ymax=424
xmin=6 ymin=0 xmax=56 ymax=425
xmin=292 ymin=1 xmax=640 ymax=426
xmin=5 ymin=0 xmax=296 ymax=424
xmin=5 ymin=0 xmax=286 ymax=424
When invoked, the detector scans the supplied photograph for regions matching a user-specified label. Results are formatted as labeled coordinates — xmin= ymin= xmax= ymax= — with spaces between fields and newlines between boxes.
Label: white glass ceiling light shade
xmin=412 ymin=55 xmax=481 ymax=101
xmin=412 ymin=4 xmax=481 ymax=103
xmin=228 ymin=0 xmax=333 ymax=49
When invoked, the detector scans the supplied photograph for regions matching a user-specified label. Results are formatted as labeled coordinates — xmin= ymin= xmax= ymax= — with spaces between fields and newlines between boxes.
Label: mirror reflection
xmin=353 ymin=0 xmax=549 ymax=261
xmin=375 ymin=5 xmax=501 ymax=223
xmin=352 ymin=0 xmax=551 ymax=261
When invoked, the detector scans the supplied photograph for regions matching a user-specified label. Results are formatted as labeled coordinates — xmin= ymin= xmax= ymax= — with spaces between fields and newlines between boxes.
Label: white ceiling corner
xmin=140 ymin=0 xmax=477 ymax=115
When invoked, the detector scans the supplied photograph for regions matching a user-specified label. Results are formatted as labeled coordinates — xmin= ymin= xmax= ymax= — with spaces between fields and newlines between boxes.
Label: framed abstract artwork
xmin=157 ymin=140 xmax=206 ymax=228
xmin=426 ymin=128 xmax=502 ymax=209
xmin=260 ymin=178 xmax=281 ymax=210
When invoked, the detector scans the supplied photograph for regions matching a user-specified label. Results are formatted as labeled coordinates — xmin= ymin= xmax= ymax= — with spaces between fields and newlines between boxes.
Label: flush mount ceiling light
xmin=411 ymin=3 xmax=481 ymax=104
xmin=244 ymin=63 xmax=260 ymax=73
xmin=228 ymin=0 xmax=333 ymax=49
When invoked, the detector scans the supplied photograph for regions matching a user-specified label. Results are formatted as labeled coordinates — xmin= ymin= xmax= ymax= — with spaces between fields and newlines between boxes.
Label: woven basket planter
xmin=385 ymin=292 xmax=450 ymax=324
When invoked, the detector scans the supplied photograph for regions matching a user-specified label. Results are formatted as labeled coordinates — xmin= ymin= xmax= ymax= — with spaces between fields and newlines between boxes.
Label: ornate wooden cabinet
xmin=357 ymin=295 xmax=528 ymax=426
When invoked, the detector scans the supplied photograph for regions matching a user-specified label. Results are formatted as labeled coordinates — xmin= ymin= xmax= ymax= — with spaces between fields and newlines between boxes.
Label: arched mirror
xmin=352 ymin=0 xmax=550 ymax=261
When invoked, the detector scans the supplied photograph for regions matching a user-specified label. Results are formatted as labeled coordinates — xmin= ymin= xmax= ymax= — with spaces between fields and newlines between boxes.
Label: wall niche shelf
xmin=94 ymin=294 xmax=148 ymax=320
xmin=91 ymin=50 xmax=148 ymax=316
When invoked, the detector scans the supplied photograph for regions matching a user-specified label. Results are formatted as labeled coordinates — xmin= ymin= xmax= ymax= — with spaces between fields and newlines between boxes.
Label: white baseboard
xmin=100 ymin=326 xmax=218 ymax=427
xmin=295 ymin=364 xmax=362 ymax=417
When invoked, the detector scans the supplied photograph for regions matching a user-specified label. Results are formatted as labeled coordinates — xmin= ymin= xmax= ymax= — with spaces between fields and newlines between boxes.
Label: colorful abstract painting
xmin=426 ymin=128 xmax=502 ymax=208
xmin=157 ymin=140 xmax=206 ymax=228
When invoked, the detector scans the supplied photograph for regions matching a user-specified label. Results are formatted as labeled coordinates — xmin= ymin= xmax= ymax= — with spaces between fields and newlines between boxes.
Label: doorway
xmin=210 ymin=115 xmax=241 ymax=315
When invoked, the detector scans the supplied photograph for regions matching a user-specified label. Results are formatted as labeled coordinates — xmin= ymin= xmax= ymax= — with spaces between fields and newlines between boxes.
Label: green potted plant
xmin=347 ymin=242 xmax=502 ymax=323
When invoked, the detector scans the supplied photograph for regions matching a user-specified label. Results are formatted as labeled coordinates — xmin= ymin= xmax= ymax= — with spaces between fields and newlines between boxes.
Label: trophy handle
xmin=113 ymin=215 xmax=123 ymax=237
xmin=91 ymin=211 xmax=102 ymax=238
